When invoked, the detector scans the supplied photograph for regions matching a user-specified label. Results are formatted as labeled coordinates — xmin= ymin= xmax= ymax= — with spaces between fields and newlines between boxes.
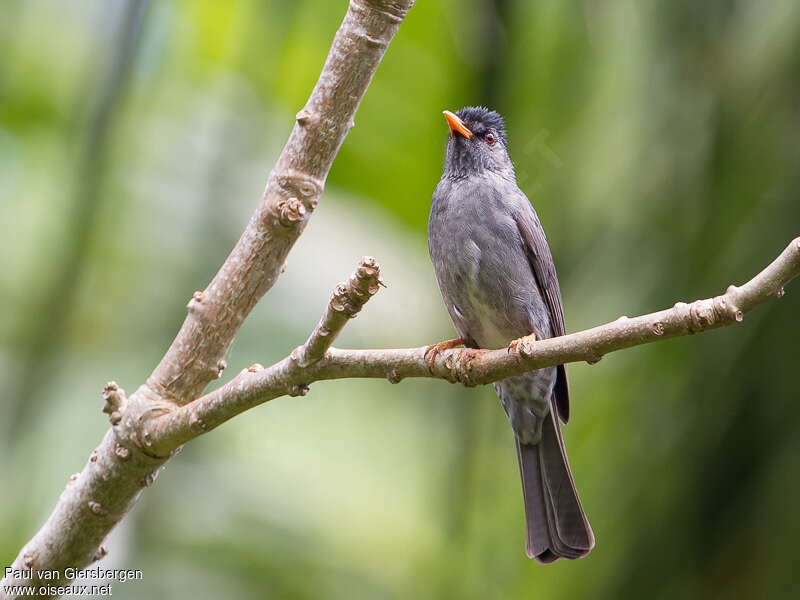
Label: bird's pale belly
xmin=453 ymin=283 xmax=522 ymax=349
xmin=440 ymin=236 xmax=551 ymax=350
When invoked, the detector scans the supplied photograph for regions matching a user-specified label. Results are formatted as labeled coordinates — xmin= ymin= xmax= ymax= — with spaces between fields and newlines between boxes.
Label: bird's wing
xmin=514 ymin=201 xmax=570 ymax=423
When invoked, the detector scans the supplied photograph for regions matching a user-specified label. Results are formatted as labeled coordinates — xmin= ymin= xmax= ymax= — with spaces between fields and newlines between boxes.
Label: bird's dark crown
xmin=456 ymin=106 xmax=507 ymax=142
xmin=442 ymin=106 xmax=513 ymax=180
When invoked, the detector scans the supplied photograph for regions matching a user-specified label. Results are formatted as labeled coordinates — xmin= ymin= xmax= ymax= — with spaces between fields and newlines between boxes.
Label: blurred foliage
xmin=1 ymin=1 xmax=799 ymax=598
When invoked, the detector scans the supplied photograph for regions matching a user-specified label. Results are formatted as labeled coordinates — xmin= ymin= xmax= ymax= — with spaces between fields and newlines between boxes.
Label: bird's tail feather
xmin=516 ymin=411 xmax=594 ymax=562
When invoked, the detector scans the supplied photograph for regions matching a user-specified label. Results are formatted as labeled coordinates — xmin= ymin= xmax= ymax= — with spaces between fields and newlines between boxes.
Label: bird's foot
xmin=423 ymin=337 xmax=465 ymax=372
xmin=508 ymin=333 xmax=537 ymax=358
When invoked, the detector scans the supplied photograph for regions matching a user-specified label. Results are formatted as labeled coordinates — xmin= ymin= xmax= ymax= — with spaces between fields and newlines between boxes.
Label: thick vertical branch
xmin=0 ymin=3 xmax=414 ymax=598
xmin=146 ymin=0 xmax=414 ymax=405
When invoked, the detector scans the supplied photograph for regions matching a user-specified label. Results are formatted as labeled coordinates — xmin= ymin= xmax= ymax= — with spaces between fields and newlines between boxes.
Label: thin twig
xmin=293 ymin=256 xmax=384 ymax=367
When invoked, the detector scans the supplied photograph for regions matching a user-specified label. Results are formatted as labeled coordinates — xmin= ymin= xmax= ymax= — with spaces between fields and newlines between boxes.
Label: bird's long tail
xmin=516 ymin=411 xmax=594 ymax=562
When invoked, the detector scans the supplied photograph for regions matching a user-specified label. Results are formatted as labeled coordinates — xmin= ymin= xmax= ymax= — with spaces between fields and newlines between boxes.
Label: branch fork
xmin=139 ymin=236 xmax=800 ymax=460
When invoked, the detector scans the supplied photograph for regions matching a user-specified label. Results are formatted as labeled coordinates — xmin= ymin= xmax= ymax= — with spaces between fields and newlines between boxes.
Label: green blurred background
xmin=2 ymin=0 xmax=799 ymax=598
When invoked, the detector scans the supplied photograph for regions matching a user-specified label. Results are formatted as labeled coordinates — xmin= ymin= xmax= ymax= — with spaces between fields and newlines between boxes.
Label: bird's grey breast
xmin=428 ymin=174 xmax=551 ymax=349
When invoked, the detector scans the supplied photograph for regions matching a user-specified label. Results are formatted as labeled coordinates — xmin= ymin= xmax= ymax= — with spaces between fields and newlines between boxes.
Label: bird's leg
xmin=508 ymin=332 xmax=537 ymax=356
xmin=423 ymin=337 xmax=465 ymax=372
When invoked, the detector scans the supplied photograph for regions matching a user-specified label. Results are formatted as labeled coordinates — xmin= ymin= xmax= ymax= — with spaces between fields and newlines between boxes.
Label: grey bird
xmin=427 ymin=106 xmax=594 ymax=562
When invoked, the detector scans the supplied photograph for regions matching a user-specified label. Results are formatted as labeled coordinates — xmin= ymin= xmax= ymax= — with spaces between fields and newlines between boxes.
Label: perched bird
xmin=427 ymin=106 xmax=594 ymax=562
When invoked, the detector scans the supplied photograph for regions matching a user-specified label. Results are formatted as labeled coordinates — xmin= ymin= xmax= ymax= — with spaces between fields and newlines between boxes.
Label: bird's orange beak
xmin=443 ymin=110 xmax=473 ymax=139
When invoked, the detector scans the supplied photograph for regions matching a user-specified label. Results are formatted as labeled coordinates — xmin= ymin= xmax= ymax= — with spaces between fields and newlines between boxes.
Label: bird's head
xmin=442 ymin=106 xmax=514 ymax=179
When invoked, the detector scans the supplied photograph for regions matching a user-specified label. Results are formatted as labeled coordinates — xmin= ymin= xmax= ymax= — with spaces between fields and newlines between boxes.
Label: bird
xmin=427 ymin=106 xmax=594 ymax=562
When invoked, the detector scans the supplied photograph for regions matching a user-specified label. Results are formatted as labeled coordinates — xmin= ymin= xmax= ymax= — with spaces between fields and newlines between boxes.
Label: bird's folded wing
xmin=514 ymin=201 xmax=570 ymax=423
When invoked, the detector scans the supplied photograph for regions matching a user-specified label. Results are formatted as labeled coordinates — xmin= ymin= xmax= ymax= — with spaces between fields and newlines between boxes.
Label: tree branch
xmin=293 ymin=256 xmax=384 ymax=367
xmin=143 ymin=237 xmax=800 ymax=455
xmin=1 ymin=2 xmax=415 ymax=597
xmin=147 ymin=0 xmax=415 ymax=407
xmin=3 ymin=0 xmax=796 ymax=595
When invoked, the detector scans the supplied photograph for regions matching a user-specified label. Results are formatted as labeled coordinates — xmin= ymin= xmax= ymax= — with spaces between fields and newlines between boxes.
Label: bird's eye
xmin=485 ymin=132 xmax=496 ymax=145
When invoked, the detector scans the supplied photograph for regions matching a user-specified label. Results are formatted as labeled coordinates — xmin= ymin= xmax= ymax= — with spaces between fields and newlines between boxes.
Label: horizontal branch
xmin=144 ymin=237 xmax=800 ymax=455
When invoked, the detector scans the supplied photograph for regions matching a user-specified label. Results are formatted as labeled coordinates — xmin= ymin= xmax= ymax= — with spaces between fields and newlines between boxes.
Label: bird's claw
xmin=508 ymin=333 xmax=537 ymax=357
xmin=423 ymin=337 xmax=465 ymax=372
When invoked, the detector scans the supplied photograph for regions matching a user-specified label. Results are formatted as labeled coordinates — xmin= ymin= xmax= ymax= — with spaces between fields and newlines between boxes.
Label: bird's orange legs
xmin=507 ymin=332 xmax=537 ymax=355
xmin=423 ymin=337 xmax=465 ymax=371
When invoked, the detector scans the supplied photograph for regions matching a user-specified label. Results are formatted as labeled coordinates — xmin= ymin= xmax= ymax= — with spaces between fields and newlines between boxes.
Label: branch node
xmin=114 ymin=444 xmax=131 ymax=461
xmin=288 ymin=384 xmax=310 ymax=397
xmin=652 ymin=322 xmax=665 ymax=336
xmin=357 ymin=0 xmax=407 ymax=23
xmin=688 ymin=299 xmax=716 ymax=332
xmin=187 ymin=291 xmax=205 ymax=313
xmin=585 ymin=354 xmax=603 ymax=365
xmin=138 ymin=471 xmax=157 ymax=488
xmin=386 ymin=369 xmax=403 ymax=384
xmin=277 ymin=173 xmax=321 ymax=201
xmin=777 ymin=286 xmax=785 ymax=298
xmin=330 ymin=284 xmax=352 ymax=314
xmin=449 ymin=349 xmax=480 ymax=387
xmin=189 ymin=413 xmax=207 ymax=433
xmin=295 ymin=109 xmax=313 ymax=126
xmin=69 ymin=472 xmax=80 ymax=483
xmin=289 ymin=346 xmax=303 ymax=364
xmin=277 ymin=196 xmax=309 ymax=227
xmin=91 ymin=546 xmax=108 ymax=564
xmin=362 ymin=33 xmax=387 ymax=48
xmin=89 ymin=450 xmax=99 ymax=463
xmin=216 ymin=359 xmax=227 ymax=378
xmin=715 ymin=296 xmax=744 ymax=322
xmin=22 ymin=553 xmax=34 ymax=569
xmin=102 ymin=382 xmax=127 ymax=424
xmin=508 ymin=333 xmax=537 ymax=358
xmin=88 ymin=501 xmax=108 ymax=516
xmin=248 ymin=363 xmax=264 ymax=373
xmin=299 ymin=182 xmax=317 ymax=197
